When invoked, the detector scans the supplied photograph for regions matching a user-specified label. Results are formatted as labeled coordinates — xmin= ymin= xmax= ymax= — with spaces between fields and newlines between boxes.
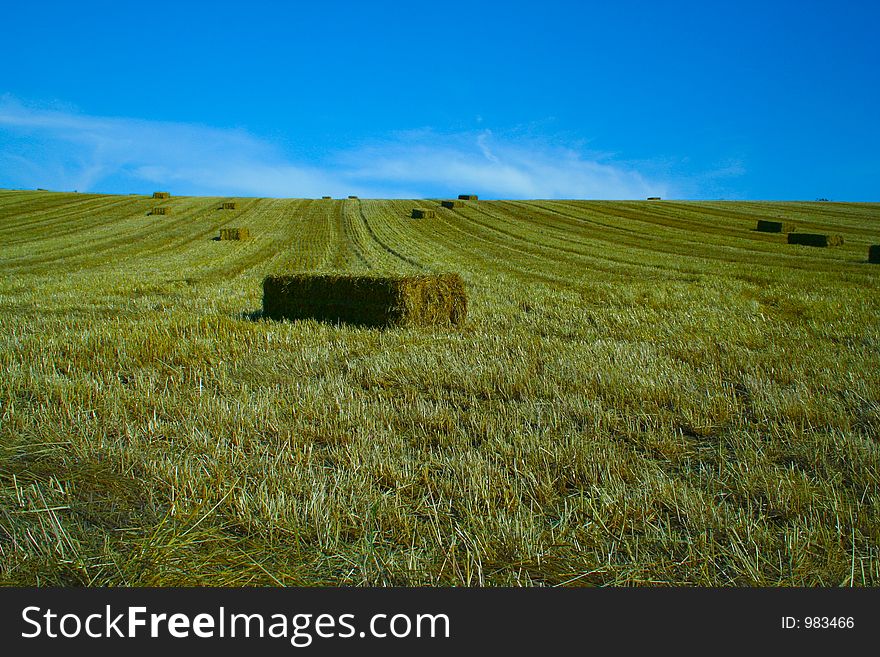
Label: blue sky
xmin=0 ymin=0 xmax=877 ymax=200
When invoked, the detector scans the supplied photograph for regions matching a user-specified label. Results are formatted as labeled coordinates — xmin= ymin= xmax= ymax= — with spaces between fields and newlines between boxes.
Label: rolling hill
xmin=1 ymin=190 xmax=877 ymax=586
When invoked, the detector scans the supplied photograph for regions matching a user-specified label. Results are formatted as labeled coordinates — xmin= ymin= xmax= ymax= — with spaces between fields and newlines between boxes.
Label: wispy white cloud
xmin=337 ymin=129 xmax=669 ymax=199
xmin=0 ymin=96 xmax=674 ymax=199
xmin=476 ymin=130 xmax=500 ymax=164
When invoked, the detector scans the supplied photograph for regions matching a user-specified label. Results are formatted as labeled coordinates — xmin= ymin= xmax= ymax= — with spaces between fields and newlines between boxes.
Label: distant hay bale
xmin=220 ymin=201 xmax=237 ymax=210
xmin=440 ymin=200 xmax=461 ymax=209
xmin=150 ymin=207 xmax=171 ymax=215
xmin=322 ymin=196 xmax=332 ymax=199
xmin=262 ymin=273 xmax=468 ymax=328
xmin=152 ymin=191 xmax=171 ymax=199
xmin=646 ymin=196 xmax=661 ymax=200
xmin=219 ymin=227 xmax=250 ymax=240
xmin=787 ymin=233 xmax=843 ymax=247
xmin=458 ymin=194 xmax=478 ymax=201
xmin=348 ymin=195 xmax=359 ymax=199
xmin=411 ymin=208 xmax=436 ymax=218
xmin=869 ymin=245 xmax=880 ymax=263
xmin=756 ymin=220 xmax=796 ymax=233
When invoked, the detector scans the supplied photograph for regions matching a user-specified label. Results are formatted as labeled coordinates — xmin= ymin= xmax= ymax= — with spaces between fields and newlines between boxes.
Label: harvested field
xmin=1 ymin=191 xmax=878 ymax=587
xmin=263 ymin=273 xmax=467 ymax=327
xmin=787 ymin=232 xmax=844 ymax=247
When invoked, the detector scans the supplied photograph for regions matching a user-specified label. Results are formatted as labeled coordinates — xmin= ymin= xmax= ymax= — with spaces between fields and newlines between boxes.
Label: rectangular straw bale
xmin=869 ymin=245 xmax=880 ymax=263
xmin=756 ymin=220 xmax=793 ymax=233
xmin=646 ymin=197 xmax=662 ymax=200
xmin=756 ymin=220 xmax=796 ymax=233
xmin=322 ymin=196 xmax=332 ymax=199
xmin=441 ymin=200 xmax=461 ymax=209
xmin=262 ymin=273 xmax=468 ymax=328
xmin=220 ymin=201 xmax=237 ymax=210
xmin=348 ymin=195 xmax=359 ymax=199
xmin=787 ymin=233 xmax=843 ymax=247
xmin=150 ymin=207 xmax=171 ymax=215
xmin=152 ymin=191 xmax=171 ymax=199
xmin=219 ymin=227 xmax=250 ymax=240
xmin=411 ymin=208 xmax=436 ymax=218
xmin=457 ymin=194 xmax=478 ymax=200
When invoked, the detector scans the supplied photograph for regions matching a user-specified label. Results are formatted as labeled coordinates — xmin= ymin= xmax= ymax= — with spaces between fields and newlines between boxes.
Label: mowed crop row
xmin=0 ymin=190 xmax=878 ymax=587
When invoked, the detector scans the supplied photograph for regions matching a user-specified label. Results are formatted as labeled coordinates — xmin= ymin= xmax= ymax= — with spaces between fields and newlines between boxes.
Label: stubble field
xmin=1 ymin=189 xmax=878 ymax=586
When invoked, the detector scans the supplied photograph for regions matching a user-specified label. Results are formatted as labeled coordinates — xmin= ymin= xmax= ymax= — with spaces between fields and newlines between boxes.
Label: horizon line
xmin=2 ymin=188 xmax=876 ymax=204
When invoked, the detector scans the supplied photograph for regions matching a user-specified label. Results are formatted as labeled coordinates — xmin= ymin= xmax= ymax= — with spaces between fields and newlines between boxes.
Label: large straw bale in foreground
xmin=150 ymin=207 xmax=171 ymax=215
xmin=869 ymin=245 xmax=880 ymax=263
xmin=756 ymin=220 xmax=795 ymax=233
xmin=787 ymin=233 xmax=843 ymax=247
xmin=219 ymin=228 xmax=250 ymax=240
xmin=220 ymin=201 xmax=237 ymax=210
xmin=262 ymin=274 xmax=467 ymax=328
